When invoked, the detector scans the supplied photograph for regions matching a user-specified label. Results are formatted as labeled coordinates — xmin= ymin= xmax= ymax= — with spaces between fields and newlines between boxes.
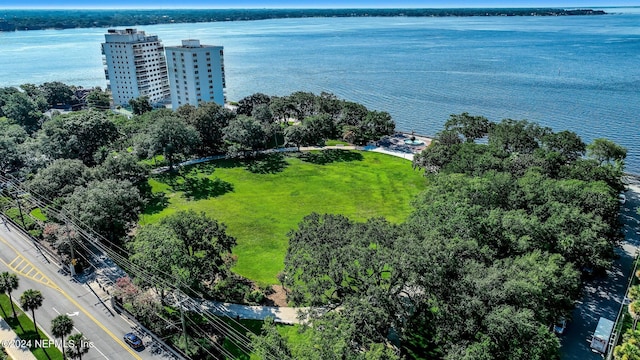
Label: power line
xmin=0 ymin=173 xmax=295 ymax=360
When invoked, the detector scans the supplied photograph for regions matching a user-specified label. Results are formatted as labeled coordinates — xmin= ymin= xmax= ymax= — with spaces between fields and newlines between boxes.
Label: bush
xmin=246 ymin=290 xmax=265 ymax=305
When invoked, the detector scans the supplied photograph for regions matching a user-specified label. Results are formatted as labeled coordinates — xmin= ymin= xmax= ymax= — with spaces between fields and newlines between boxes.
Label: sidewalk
xmin=0 ymin=318 xmax=37 ymax=360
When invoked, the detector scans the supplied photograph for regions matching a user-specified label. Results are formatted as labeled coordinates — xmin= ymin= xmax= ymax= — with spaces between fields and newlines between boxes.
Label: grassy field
xmin=0 ymin=294 xmax=64 ymax=360
xmin=142 ymin=150 xmax=426 ymax=285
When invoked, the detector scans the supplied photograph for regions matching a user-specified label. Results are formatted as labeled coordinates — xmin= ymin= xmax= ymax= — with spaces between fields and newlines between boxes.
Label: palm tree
xmin=614 ymin=341 xmax=640 ymax=360
xmin=630 ymin=301 xmax=640 ymax=330
xmin=67 ymin=333 xmax=90 ymax=360
xmin=51 ymin=315 xmax=74 ymax=360
xmin=0 ymin=272 xmax=20 ymax=319
xmin=20 ymin=289 xmax=44 ymax=336
xmin=629 ymin=285 xmax=640 ymax=301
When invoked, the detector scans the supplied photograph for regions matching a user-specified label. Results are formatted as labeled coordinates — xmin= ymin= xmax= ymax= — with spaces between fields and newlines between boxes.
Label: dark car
xmin=124 ymin=332 xmax=143 ymax=349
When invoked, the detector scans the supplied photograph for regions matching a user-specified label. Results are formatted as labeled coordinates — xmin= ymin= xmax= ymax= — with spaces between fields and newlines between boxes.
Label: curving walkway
xmin=147 ymin=144 xmax=416 ymax=324
xmin=156 ymin=143 xmax=416 ymax=174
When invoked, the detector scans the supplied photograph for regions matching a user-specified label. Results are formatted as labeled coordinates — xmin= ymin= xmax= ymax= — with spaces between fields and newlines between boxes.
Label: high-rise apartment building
xmin=101 ymin=28 xmax=170 ymax=106
xmin=165 ymin=39 xmax=226 ymax=110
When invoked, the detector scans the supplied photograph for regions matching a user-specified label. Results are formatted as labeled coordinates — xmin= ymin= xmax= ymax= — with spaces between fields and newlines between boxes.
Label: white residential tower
xmin=101 ymin=28 xmax=170 ymax=106
xmin=165 ymin=39 xmax=226 ymax=110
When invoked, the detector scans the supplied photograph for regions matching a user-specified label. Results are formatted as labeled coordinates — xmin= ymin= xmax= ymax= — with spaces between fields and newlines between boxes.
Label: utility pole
xmin=175 ymin=294 xmax=188 ymax=351
xmin=65 ymin=220 xmax=76 ymax=276
xmin=15 ymin=195 xmax=26 ymax=229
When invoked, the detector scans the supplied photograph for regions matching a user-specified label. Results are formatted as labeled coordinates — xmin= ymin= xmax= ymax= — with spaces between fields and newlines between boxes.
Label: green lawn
xmin=0 ymin=294 xmax=64 ymax=360
xmin=30 ymin=208 xmax=48 ymax=221
xmin=142 ymin=150 xmax=425 ymax=285
xmin=324 ymin=139 xmax=351 ymax=146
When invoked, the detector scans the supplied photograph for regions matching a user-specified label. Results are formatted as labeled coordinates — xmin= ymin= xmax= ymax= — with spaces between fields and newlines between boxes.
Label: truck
xmin=590 ymin=317 xmax=615 ymax=354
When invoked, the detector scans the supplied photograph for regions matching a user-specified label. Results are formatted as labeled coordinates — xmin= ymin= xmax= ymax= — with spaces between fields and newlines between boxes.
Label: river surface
xmin=1 ymin=7 xmax=639 ymax=172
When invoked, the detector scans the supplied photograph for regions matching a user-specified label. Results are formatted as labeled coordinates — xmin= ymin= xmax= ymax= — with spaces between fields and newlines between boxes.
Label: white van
xmin=590 ymin=317 xmax=614 ymax=354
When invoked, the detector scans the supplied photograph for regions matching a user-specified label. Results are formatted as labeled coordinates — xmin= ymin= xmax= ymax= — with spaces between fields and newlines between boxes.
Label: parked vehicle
xmin=124 ymin=332 xmax=144 ymax=349
xmin=619 ymin=193 xmax=627 ymax=204
xmin=553 ymin=317 xmax=567 ymax=335
xmin=590 ymin=317 xmax=614 ymax=354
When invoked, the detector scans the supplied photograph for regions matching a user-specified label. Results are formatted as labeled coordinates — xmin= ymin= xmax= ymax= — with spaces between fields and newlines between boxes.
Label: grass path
xmin=142 ymin=151 xmax=426 ymax=285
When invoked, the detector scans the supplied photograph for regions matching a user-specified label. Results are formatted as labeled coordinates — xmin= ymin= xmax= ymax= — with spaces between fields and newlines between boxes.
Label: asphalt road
xmin=560 ymin=181 xmax=640 ymax=359
xmin=0 ymin=218 xmax=164 ymax=360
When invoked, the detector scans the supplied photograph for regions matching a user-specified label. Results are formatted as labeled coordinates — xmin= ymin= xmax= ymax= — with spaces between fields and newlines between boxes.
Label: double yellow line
xmin=0 ymin=233 xmax=142 ymax=360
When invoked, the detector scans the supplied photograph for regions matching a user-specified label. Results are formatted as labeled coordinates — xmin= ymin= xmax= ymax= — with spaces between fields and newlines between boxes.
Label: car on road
xmin=554 ymin=317 xmax=567 ymax=335
xmin=124 ymin=333 xmax=144 ymax=349
xmin=619 ymin=193 xmax=627 ymax=204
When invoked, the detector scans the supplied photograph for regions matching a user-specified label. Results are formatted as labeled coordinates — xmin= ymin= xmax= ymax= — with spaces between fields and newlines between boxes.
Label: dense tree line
xmin=2 ymin=87 xmax=393 ymax=243
xmin=263 ymin=113 xmax=626 ymax=359
xmin=0 ymin=9 xmax=605 ymax=32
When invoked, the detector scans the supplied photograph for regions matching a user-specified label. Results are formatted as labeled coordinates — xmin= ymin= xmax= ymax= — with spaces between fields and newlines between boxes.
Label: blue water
xmin=1 ymin=8 xmax=639 ymax=173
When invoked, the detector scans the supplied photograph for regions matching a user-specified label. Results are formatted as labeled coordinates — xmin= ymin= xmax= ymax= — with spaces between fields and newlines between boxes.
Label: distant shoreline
xmin=0 ymin=8 xmax=606 ymax=32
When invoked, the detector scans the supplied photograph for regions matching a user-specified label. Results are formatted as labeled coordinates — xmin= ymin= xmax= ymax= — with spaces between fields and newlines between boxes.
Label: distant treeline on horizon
xmin=0 ymin=8 xmax=606 ymax=32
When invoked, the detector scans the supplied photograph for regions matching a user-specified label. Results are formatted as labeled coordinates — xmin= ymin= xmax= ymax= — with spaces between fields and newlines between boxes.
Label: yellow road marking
xmin=0 ymin=234 xmax=142 ymax=360
xmin=4 ymin=254 xmax=60 ymax=292
xmin=8 ymin=256 xmax=21 ymax=267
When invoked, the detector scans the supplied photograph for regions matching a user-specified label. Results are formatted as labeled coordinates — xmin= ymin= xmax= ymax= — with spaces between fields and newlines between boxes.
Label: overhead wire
xmin=0 ymin=173 xmax=294 ymax=360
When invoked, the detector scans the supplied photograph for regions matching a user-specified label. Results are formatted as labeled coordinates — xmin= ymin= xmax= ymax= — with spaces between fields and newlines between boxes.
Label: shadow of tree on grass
xmin=244 ymin=153 xmax=288 ymax=174
xmin=175 ymin=176 xmax=234 ymax=201
xmin=143 ymin=192 xmax=170 ymax=215
xmin=187 ymin=162 xmax=218 ymax=176
xmin=298 ymin=149 xmax=364 ymax=165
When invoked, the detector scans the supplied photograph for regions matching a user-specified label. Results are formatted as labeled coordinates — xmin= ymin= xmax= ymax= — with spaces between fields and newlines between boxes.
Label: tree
xmin=251 ymin=317 xmax=293 ymax=360
xmin=614 ymin=330 xmax=640 ymax=360
xmin=587 ymin=138 xmax=627 ymax=165
xmin=360 ymin=110 xmax=395 ymax=142
xmin=93 ymin=152 xmax=149 ymax=184
xmin=488 ymin=119 xmax=548 ymax=154
xmin=145 ymin=115 xmax=200 ymax=170
xmin=236 ymin=93 xmax=271 ymax=116
xmin=51 ymin=315 xmax=74 ymax=360
xmin=269 ymin=96 xmax=299 ymax=122
xmin=41 ymin=82 xmax=75 ymax=107
xmin=445 ymin=112 xmax=490 ymax=143
xmin=28 ymin=159 xmax=92 ymax=201
xmin=630 ymin=301 xmax=640 ymax=329
xmin=86 ymin=88 xmax=111 ymax=110
xmin=337 ymin=101 xmax=368 ymax=127
xmin=20 ymin=289 xmax=44 ymax=335
xmin=0 ymin=272 xmax=20 ymax=319
xmin=1 ymin=91 xmax=43 ymax=134
xmin=223 ymin=115 xmax=267 ymax=157
xmin=0 ymin=135 xmax=22 ymax=174
xmin=42 ymin=223 xmax=81 ymax=259
xmin=302 ymin=114 xmax=336 ymax=145
xmin=183 ymin=102 xmax=235 ymax=155
xmin=129 ymin=210 xmax=236 ymax=295
xmin=284 ymin=125 xmax=307 ymax=150
xmin=67 ymin=333 xmax=90 ymax=360
xmin=252 ymin=103 xmax=274 ymax=125
xmin=129 ymin=96 xmax=152 ymax=115
xmin=0 ymin=120 xmax=29 ymax=177
xmin=412 ymin=142 xmax=456 ymax=174
xmin=38 ymin=110 xmax=119 ymax=165
xmin=62 ymin=179 xmax=142 ymax=245
xmin=128 ymin=223 xmax=183 ymax=300
xmin=541 ymin=130 xmax=586 ymax=162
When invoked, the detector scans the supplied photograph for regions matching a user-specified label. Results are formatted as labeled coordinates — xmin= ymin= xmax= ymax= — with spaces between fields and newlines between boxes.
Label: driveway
xmin=561 ymin=177 xmax=640 ymax=359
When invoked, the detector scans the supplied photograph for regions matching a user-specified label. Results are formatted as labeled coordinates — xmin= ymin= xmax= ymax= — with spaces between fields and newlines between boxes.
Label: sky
xmin=2 ymin=1 xmax=640 ymax=9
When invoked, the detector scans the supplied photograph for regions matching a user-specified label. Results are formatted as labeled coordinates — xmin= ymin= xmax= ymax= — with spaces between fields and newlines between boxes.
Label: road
xmin=0 ymin=218 xmax=167 ymax=360
xmin=561 ymin=179 xmax=640 ymax=359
